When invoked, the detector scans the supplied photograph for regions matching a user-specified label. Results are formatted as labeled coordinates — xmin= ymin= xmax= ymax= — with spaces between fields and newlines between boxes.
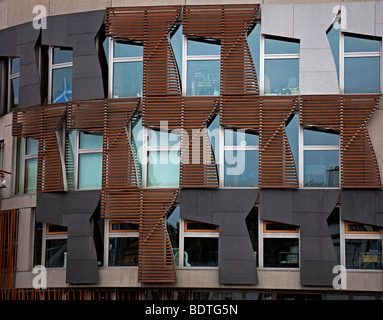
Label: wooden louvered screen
xmin=101 ymin=189 xmax=178 ymax=282
xmin=0 ymin=209 xmax=18 ymax=292
xmin=259 ymin=96 xmax=298 ymax=188
xmin=183 ymin=4 xmax=259 ymax=95
xmin=67 ymin=98 xmax=140 ymax=189
xmin=221 ymin=95 xmax=298 ymax=188
xmin=106 ymin=6 xmax=181 ymax=96
xmin=12 ymin=104 xmax=67 ymax=192
xmin=300 ymin=94 xmax=381 ymax=188
xmin=143 ymin=96 xmax=219 ymax=188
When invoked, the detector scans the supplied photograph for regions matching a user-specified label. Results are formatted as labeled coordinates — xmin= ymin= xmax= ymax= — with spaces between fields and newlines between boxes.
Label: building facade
xmin=0 ymin=0 xmax=383 ymax=300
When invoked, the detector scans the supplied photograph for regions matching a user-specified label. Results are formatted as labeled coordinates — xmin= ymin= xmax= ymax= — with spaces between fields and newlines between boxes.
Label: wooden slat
xmin=106 ymin=6 xmax=181 ymax=97
xmin=101 ymin=188 xmax=178 ymax=283
xmin=0 ymin=209 xmax=18 ymax=292
xmin=300 ymin=94 xmax=381 ymax=188
xmin=183 ymin=4 xmax=260 ymax=95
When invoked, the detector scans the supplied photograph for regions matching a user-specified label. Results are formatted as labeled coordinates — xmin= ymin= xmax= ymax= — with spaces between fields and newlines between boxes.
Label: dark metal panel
xmin=180 ymin=188 xmax=258 ymax=285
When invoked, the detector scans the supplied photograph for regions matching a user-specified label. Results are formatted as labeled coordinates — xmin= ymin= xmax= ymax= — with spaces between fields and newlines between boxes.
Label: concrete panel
xmin=259 ymin=189 xmax=294 ymax=225
xmin=300 ymin=260 xmax=335 ymax=287
xmin=341 ymin=189 xmax=376 ymax=225
xmin=299 ymin=71 xmax=339 ymax=94
xmin=342 ymin=1 xmax=376 ymax=36
xmin=261 ymin=4 xmax=294 ymax=39
xmin=300 ymin=236 xmax=338 ymax=261
xmin=16 ymin=208 xmax=34 ymax=272
xmin=219 ymin=259 xmax=257 ymax=285
xmin=0 ymin=1 xmax=8 ymax=30
xmin=49 ymin=0 xmax=110 ymax=16
xmin=112 ymin=0 xmax=184 ymax=6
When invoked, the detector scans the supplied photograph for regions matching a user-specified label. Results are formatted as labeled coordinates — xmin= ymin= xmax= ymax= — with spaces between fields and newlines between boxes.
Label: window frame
xmin=107 ymin=37 xmax=144 ymax=99
xmin=299 ymin=125 xmax=340 ymax=189
xmin=15 ymin=137 xmax=38 ymax=195
xmin=141 ymin=126 xmax=181 ymax=188
xmin=182 ymin=36 xmax=221 ymax=96
xmin=104 ymin=219 xmax=139 ymax=268
xmin=341 ymin=219 xmax=383 ymax=271
xmin=69 ymin=130 xmax=103 ymax=190
xmin=339 ymin=31 xmax=382 ymax=94
xmin=48 ymin=46 xmax=73 ymax=104
xmin=260 ymin=35 xmax=300 ymax=95
xmin=220 ymin=126 xmax=259 ymax=189
xmin=42 ymin=222 xmax=68 ymax=269
xmin=259 ymin=219 xmax=300 ymax=270
xmin=8 ymin=56 xmax=20 ymax=112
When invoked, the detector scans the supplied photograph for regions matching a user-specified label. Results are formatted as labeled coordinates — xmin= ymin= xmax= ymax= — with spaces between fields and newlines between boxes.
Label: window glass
xmin=147 ymin=129 xmax=181 ymax=147
xmin=304 ymin=150 xmax=339 ymax=187
xmin=327 ymin=22 xmax=340 ymax=78
xmin=286 ymin=114 xmax=299 ymax=176
xmin=79 ymin=132 xmax=103 ymax=149
xmin=11 ymin=57 xmax=20 ymax=74
xmin=52 ymin=67 xmax=72 ymax=103
xmin=26 ymin=138 xmax=39 ymax=155
xmin=247 ymin=24 xmax=260 ymax=75
xmin=167 ymin=207 xmax=180 ymax=251
xmin=263 ymin=238 xmax=299 ymax=268
xmin=110 ymin=222 xmax=139 ymax=232
xmin=113 ymin=61 xmax=143 ymax=97
xmin=327 ymin=207 xmax=341 ymax=265
xmin=114 ymin=41 xmax=143 ymax=58
xmin=224 ymin=129 xmax=259 ymax=147
xmin=264 ymin=59 xmax=299 ymax=95
xmin=46 ymin=239 xmax=67 ymax=268
xmin=47 ymin=224 xmax=68 ymax=234
xmin=108 ymin=237 xmax=138 ymax=266
xmin=25 ymin=158 xmax=37 ymax=194
xmin=147 ymin=151 xmax=180 ymax=187
xmin=10 ymin=77 xmax=19 ymax=108
xmin=224 ymin=150 xmax=258 ymax=187
xmin=184 ymin=237 xmax=218 ymax=267
xmin=245 ymin=206 xmax=259 ymax=266
xmin=346 ymin=223 xmax=380 ymax=234
xmin=53 ymin=47 xmax=73 ymax=64
xmin=170 ymin=25 xmax=183 ymax=78
xmin=264 ymin=222 xmax=298 ymax=232
xmin=131 ymin=117 xmax=143 ymax=186
xmin=344 ymin=35 xmax=380 ymax=53
xmin=187 ymin=39 xmax=220 ymax=56
xmin=345 ymin=239 xmax=382 ymax=270
xmin=304 ymin=129 xmax=339 ymax=146
xmin=265 ymin=37 xmax=299 ymax=55
xmin=344 ymin=57 xmax=380 ymax=93
xmin=187 ymin=60 xmax=220 ymax=96
xmin=78 ymin=152 xmax=102 ymax=189
xmin=185 ymin=221 xmax=218 ymax=232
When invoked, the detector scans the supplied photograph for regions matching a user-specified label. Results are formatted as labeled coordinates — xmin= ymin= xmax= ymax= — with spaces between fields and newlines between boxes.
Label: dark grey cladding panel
xmin=260 ymin=189 xmax=340 ymax=287
xmin=341 ymin=189 xmax=383 ymax=226
xmin=180 ymin=188 xmax=258 ymax=285
xmin=36 ymin=191 xmax=101 ymax=284
xmin=0 ymin=26 xmax=17 ymax=56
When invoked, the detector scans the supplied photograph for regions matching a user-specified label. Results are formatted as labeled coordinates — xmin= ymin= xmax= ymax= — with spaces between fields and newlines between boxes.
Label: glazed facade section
xmin=1 ymin=1 xmax=383 ymax=300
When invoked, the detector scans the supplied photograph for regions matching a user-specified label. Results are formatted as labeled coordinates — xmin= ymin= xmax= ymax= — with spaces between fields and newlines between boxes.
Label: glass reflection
xmin=346 ymin=239 xmax=382 ymax=270
xmin=52 ymin=67 xmax=72 ymax=103
xmin=187 ymin=60 xmax=220 ymax=96
xmin=264 ymin=59 xmax=299 ymax=95
xmin=304 ymin=129 xmax=339 ymax=146
xmin=184 ymin=237 xmax=218 ymax=267
xmin=344 ymin=57 xmax=380 ymax=93
xmin=224 ymin=150 xmax=258 ymax=187
xmin=304 ymin=150 xmax=339 ymax=187
xmin=113 ymin=61 xmax=143 ymax=97
xmin=344 ymin=35 xmax=380 ymax=53
xmin=265 ymin=37 xmax=299 ymax=55
xmin=108 ymin=237 xmax=138 ymax=266
xmin=147 ymin=151 xmax=180 ymax=187
xmin=78 ymin=152 xmax=102 ymax=189
xmin=263 ymin=238 xmax=299 ymax=268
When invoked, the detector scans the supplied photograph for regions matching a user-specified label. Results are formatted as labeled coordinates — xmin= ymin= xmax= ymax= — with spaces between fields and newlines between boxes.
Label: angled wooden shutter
xmin=106 ymin=6 xmax=181 ymax=97
xmin=300 ymin=94 xmax=381 ymax=188
xmin=183 ymin=4 xmax=260 ymax=95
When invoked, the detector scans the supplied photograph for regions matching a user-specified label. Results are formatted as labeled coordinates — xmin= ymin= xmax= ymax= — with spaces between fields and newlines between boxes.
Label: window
xmin=107 ymin=220 xmax=139 ymax=267
xmin=261 ymin=35 xmax=299 ymax=95
xmin=301 ymin=127 xmax=340 ymax=188
xmin=166 ymin=206 xmax=219 ymax=267
xmin=43 ymin=223 xmax=68 ymax=268
xmin=49 ymin=47 xmax=73 ymax=103
xmin=8 ymin=57 xmax=20 ymax=110
xmin=130 ymin=117 xmax=180 ymax=188
xmin=222 ymin=128 xmax=259 ymax=187
xmin=345 ymin=221 xmax=382 ymax=270
xmin=108 ymin=38 xmax=143 ymax=98
xmin=261 ymin=220 xmax=299 ymax=268
xmin=327 ymin=20 xmax=381 ymax=93
xmin=183 ymin=37 xmax=220 ymax=96
xmin=16 ymin=138 xmax=38 ymax=194
xmin=67 ymin=131 xmax=103 ymax=190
